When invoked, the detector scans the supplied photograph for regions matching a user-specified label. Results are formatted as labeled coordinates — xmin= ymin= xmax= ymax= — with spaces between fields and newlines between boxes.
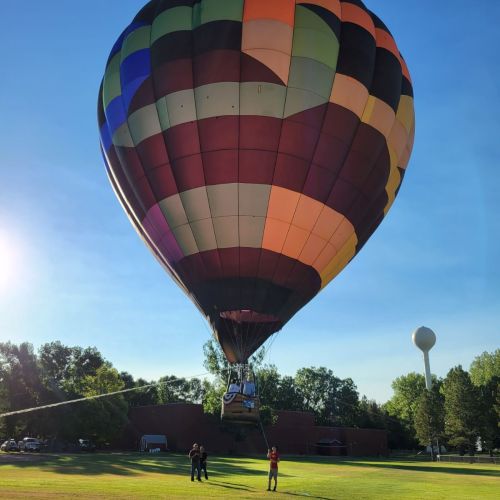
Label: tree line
xmin=0 ymin=340 xmax=497 ymax=453
xmin=384 ymin=350 xmax=499 ymax=455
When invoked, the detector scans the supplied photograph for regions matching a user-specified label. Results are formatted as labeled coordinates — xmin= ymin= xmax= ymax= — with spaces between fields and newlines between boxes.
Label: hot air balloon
xmin=98 ymin=0 xmax=414 ymax=422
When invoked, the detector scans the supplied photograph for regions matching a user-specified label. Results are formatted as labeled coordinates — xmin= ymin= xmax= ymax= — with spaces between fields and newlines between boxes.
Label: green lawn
xmin=0 ymin=452 xmax=498 ymax=499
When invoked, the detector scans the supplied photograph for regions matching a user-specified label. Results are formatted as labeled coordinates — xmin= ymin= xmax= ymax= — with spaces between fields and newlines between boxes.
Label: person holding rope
xmin=266 ymin=445 xmax=280 ymax=491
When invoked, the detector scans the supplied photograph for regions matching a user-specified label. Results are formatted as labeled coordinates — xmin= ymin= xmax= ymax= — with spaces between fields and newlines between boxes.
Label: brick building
xmin=123 ymin=403 xmax=387 ymax=456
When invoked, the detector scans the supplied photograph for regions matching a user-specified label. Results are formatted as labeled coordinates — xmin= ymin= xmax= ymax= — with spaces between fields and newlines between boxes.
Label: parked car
xmin=1 ymin=439 xmax=20 ymax=452
xmin=18 ymin=437 xmax=42 ymax=452
xmin=78 ymin=439 xmax=96 ymax=452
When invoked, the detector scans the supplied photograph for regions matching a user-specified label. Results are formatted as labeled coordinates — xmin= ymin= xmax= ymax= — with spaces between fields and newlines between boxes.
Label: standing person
xmin=188 ymin=443 xmax=201 ymax=481
xmin=267 ymin=446 xmax=280 ymax=491
xmin=199 ymin=445 xmax=208 ymax=480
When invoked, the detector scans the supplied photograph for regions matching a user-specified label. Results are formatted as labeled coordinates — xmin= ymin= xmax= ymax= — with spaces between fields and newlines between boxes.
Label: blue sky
xmin=0 ymin=1 xmax=498 ymax=402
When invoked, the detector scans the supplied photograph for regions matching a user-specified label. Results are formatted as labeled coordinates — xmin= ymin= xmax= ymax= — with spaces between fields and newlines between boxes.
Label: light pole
xmin=412 ymin=326 xmax=437 ymax=460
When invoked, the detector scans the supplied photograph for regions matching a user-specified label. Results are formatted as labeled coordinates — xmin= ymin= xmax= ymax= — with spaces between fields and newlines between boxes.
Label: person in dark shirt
xmin=188 ymin=443 xmax=201 ymax=481
xmin=267 ymin=446 xmax=280 ymax=491
xmin=199 ymin=445 xmax=208 ymax=480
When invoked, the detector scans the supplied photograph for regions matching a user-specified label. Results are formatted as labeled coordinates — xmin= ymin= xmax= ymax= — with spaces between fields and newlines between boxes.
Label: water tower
xmin=412 ymin=326 xmax=436 ymax=390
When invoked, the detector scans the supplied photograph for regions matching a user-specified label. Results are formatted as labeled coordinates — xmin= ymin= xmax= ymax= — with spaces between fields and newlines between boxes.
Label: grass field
xmin=0 ymin=452 xmax=498 ymax=499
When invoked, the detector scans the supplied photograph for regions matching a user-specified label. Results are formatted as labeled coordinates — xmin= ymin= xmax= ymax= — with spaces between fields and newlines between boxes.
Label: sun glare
xmin=0 ymin=230 xmax=19 ymax=293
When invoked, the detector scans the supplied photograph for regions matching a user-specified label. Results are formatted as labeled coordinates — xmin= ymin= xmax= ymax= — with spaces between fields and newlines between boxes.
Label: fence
xmin=437 ymin=455 xmax=498 ymax=464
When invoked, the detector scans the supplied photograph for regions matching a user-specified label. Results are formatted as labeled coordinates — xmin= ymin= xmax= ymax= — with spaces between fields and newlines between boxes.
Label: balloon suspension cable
xmin=259 ymin=419 xmax=270 ymax=451
xmin=0 ymin=372 xmax=209 ymax=419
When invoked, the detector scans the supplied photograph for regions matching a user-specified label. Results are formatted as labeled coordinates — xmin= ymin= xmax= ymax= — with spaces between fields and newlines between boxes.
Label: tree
xmin=469 ymin=351 xmax=500 ymax=455
xmin=202 ymin=338 xmax=266 ymax=383
xmin=257 ymin=366 xmax=302 ymax=412
xmin=476 ymin=377 xmax=500 ymax=455
xmin=0 ymin=342 xmax=46 ymax=437
xmin=294 ymin=367 xmax=360 ymax=426
xmin=75 ymin=365 xmax=128 ymax=446
xmin=0 ymin=341 xmax=132 ymax=445
xmin=119 ymin=372 xmax=158 ymax=407
xmin=65 ymin=347 xmax=105 ymax=395
xmin=414 ymin=388 xmax=445 ymax=449
xmin=275 ymin=375 xmax=303 ymax=411
xmin=202 ymin=378 xmax=226 ymax=416
xmin=385 ymin=372 xmax=427 ymax=424
xmin=38 ymin=341 xmax=74 ymax=386
xmin=442 ymin=366 xmax=482 ymax=454
xmin=256 ymin=365 xmax=281 ymax=407
xmin=156 ymin=375 xmax=204 ymax=404
xmin=357 ymin=397 xmax=386 ymax=429
xmin=469 ymin=350 xmax=500 ymax=386
xmin=203 ymin=339 xmax=232 ymax=383
xmin=384 ymin=372 xmax=431 ymax=447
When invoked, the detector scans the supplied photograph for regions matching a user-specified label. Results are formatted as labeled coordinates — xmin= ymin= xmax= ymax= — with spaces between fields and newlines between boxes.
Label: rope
xmin=0 ymin=372 xmax=209 ymax=419
xmin=259 ymin=419 xmax=270 ymax=451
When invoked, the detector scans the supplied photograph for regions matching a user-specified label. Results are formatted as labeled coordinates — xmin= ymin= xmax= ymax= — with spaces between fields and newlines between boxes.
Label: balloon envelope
xmin=98 ymin=0 xmax=415 ymax=363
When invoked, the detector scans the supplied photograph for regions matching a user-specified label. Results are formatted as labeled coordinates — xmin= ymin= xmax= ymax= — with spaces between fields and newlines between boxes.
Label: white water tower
xmin=412 ymin=326 xmax=436 ymax=390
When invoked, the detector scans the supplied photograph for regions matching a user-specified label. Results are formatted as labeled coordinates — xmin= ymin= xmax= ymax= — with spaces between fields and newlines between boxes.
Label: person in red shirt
xmin=267 ymin=446 xmax=280 ymax=491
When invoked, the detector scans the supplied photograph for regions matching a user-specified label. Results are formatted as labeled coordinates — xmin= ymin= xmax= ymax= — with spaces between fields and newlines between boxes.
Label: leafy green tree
xmin=202 ymin=378 xmax=226 ymax=416
xmin=39 ymin=341 xmax=74 ymax=385
xmin=294 ymin=367 xmax=360 ymax=426
xmin=275 ymin=375 xmax=303 ymax=411
xmin=203 ymin=338 xmax=232 ymax=383
xmin=442 ymin=366 xmax=482 ymax=454
xmin=156 ymin=375 xmax=204 ymax=404
xmin=256 ymin=365 xmax=281 ymax=406
xmin=0 ymin=360 xmax=10 ymax=436
xmin=81 ymin=365 xmax=124 ymax=397
xmin=75 ymin=365 xmax=128 ymax=446
xmin=256 ymin=366 xmax=302 ymax=411
xmin=468 ymin=350 xmax=499 ymax=454
xmin=383 ymin=412 xmax=416 ymax=450
xmin=385 ymin=372 xmax=426 ymax=424
xmin=64 ymin=346 xmax=106 ymax=395
xmin=384 ymin=372 xmax=432 ymax=446
xmin=335 ymin=377 xmax=360 ymax=426
xmin=476 ymin=377 xmax=500 ymax=455
xmin=0 ymin=342 xmax=46 ymax=437
xmin=0 ymin=341 xmax=131 ymax=445
xmin=414 ymin=388 xmax=445 ymax=449
xmin=119 ymin=372 xmax=158 ymax=407
xmin=202 ymin=338 xmax=266 ymax=383
xmin=469 ymin=350 xmax=500 ymax=386
xmin=357 ymin=397 xmax=387 ymax=429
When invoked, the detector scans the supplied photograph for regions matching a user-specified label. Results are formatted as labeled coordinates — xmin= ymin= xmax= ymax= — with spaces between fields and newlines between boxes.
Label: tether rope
xmin=259 ymin=419 xmax=270 ymax=450
xmin=0 ymin=372 xmax=209 ymax=419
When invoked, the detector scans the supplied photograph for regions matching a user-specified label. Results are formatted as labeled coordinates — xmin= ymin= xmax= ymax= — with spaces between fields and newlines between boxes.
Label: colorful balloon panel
xmin=98 ymin=0 xmax=415 ymax=363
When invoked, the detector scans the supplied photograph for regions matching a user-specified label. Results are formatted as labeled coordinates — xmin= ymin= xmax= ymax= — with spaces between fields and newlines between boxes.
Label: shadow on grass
xmin=205 ymin=480 xmax=254 ymax=491
xmin=281 ymin=492 xmax=333 ymax=500
xmin=0 ymin=453 xmax=272 ymax=478
xmin=333 ymin=460 xmax=500 ymax=478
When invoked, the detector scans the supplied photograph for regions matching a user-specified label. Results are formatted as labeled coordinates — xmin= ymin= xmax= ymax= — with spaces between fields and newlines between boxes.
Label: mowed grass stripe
xmin=0 ymin=453 xmax=498 ymax=499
